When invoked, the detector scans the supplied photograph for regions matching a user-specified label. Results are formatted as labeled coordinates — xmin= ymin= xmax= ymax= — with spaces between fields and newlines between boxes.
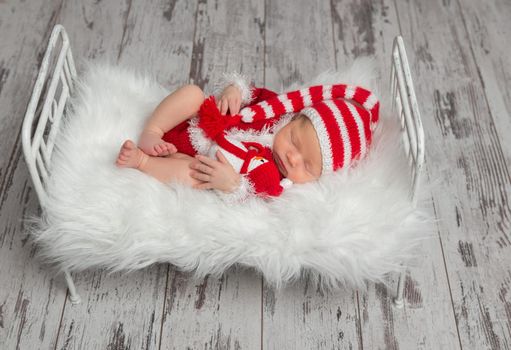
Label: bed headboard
xmin=390 ymin=36 xmax=425 ymax=208
xmin=22 ymin=24 xmax=76 ymax=207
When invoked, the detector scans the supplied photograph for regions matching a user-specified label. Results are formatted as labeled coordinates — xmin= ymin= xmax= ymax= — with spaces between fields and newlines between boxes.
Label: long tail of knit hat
xmin=239 ymin=84 xmax=379 ymax=126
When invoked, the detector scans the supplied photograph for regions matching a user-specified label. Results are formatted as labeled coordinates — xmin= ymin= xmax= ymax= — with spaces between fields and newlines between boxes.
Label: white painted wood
xmin=159 ymin=1 xmax=265 ymax=348
xmin=264 ymin=1 xmax=362 ymax=349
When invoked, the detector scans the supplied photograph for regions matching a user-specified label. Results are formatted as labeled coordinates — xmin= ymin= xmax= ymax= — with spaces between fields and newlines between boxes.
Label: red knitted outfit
xmin=162 ymin=87 xmax=279 ymax=160
xmin=162 ymin=84 xmax=379 ymax=199
xmin=162 ymin=87 xmax=287 ymax=197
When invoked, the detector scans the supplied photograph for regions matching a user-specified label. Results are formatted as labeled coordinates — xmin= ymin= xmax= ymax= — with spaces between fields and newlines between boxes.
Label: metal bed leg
xmin=63 ymin=269 xmax=82 ymax=305
xmin=393 ymin=269 xmax=406 ymax=308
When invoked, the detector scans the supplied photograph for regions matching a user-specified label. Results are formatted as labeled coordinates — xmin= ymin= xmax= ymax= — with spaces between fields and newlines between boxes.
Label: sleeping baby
xmin=115 ymin=73 xmax=379 ymax=202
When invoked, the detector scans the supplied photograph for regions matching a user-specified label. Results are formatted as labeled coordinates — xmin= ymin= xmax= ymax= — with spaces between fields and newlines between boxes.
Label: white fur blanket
xmin=26 ymin=59 xmax=436 ymax=290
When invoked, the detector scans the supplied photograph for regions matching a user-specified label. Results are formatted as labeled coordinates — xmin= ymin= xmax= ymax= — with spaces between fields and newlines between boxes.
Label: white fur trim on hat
xmin=300 ymin=108 xmax=334 ymax=174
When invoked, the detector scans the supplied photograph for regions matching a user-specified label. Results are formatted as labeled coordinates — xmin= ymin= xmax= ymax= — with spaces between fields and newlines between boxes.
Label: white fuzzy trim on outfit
xmin=213 ymin=72 xmax=254 ymax=106
xmin=187 ymin=116 xmax=213 ymax=154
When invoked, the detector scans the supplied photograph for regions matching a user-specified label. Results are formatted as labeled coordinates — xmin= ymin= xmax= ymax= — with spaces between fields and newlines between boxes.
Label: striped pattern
xmin=239 ymin=84 xmax=379 ymax=126
xmin=238 ymin=84 xmax=379 ymax=174
xmin=301 ymin=98 xmax=374 ymax=173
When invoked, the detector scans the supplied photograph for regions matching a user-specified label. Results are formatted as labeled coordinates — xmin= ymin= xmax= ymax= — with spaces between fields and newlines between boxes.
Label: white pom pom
xmin=280 ymin=178 xmax=293 ymax=189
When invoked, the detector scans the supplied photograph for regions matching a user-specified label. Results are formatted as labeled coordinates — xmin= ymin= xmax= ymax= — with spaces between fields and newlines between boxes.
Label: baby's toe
xmin=154 ymin=144 xmax=165 ymax=155
xmin=166 ymin=143 xmax=177 ymax=154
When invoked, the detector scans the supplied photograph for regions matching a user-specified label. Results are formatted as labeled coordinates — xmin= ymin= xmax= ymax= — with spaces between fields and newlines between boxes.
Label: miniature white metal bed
xmin=21 ymin=25 xmax=424 ymax=307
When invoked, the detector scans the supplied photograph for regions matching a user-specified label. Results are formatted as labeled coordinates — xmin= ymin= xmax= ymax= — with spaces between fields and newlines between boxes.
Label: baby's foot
xmin=138 ymin=130 xmax=177 ymax=157
xmin=116 ymin=140 xmax=148 ymax=169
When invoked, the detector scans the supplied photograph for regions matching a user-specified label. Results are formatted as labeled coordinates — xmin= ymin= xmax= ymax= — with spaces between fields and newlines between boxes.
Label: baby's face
xmin=272 ymin=115 xmax=322 ymax=183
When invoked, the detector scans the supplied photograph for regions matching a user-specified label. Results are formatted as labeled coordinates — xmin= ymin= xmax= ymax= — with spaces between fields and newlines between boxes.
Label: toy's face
xmin=272 ymin=114 xmax=322 ymax=183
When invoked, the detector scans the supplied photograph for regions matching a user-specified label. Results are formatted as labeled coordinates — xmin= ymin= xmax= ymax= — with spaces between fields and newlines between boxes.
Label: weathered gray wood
xmin=0 ymin=2 xmax=78 ymax=350
xmin=264 ymin=1 xmax=362 ymax=349
xmin=158 ymin=0 xmax=265 ymax=348
xmin=2 ymin=0 xmax=511 ymax=348
xmin=330 ymin=0 xmax=461 ymax=348
xmin=393 ymin=0 xmax=511 ymax=348
xmin=50 ymin=1 xmax=196 ymax=349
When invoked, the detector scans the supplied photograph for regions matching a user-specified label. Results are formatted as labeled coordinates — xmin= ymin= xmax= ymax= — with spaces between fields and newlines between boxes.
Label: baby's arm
xmin=139 ymin=84 xmax=205 ymax=156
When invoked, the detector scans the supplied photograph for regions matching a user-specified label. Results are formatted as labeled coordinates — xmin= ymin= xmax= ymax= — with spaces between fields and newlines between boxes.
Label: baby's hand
xmin=189 ymin=151 xmax=241 ymax=192
xmin=217 ymin=85 xmax=242 ymax=115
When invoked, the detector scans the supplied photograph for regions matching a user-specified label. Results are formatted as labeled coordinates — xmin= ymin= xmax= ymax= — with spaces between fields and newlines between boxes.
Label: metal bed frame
xmin=21 ymin=25 xmax=424 ymax=307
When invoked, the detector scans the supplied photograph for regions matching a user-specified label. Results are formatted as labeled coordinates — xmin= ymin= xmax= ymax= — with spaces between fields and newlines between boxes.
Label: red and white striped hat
xmin=239 ymin=84 xmax=380 ymax=174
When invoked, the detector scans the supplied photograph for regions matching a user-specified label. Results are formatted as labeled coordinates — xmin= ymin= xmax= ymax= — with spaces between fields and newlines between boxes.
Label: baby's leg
xmin=139 ymin=84 xmax=205 ymax=157
xmin=116 ymin=140 xmax=200 ymax=187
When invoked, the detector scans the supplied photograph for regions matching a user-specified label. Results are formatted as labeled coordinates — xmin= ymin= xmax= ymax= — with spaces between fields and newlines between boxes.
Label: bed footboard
xmin=22 ymin=24 xmax=76 ymax=208
xmin=390 ymin=36 xmax=425 ymax=208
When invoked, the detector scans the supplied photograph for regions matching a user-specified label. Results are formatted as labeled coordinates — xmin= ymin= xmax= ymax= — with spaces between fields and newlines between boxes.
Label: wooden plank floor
xmin=0 ymin=0 xmax=510 ymax=349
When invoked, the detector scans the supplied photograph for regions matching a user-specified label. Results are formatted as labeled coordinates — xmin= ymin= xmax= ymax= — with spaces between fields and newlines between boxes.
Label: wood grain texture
xmin=49 ymin=1 xmax=196 ymax=349
xmin=1 ymin=0 xmax=511 ymax=348
xmin=0 ymin=2 xmax=76 ymax=350
xmin=158 ymin=1 xmax=265 ymax=349
xmin=393 ymin=0 xmax=511 ymax=348
xmin=263 ymin=1 xmax=361 ymax=349
xmin=330 ymin=0 xmax=461 ymax=348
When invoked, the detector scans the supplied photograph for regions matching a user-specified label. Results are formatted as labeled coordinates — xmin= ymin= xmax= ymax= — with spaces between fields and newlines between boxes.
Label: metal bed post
xmin=63 ymin=269 xmax=82 ymax=304
xmin=390 ymin=36 xmax=425 ymax=308
xmin=22 ymin=24 xmax=81 ymax=305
